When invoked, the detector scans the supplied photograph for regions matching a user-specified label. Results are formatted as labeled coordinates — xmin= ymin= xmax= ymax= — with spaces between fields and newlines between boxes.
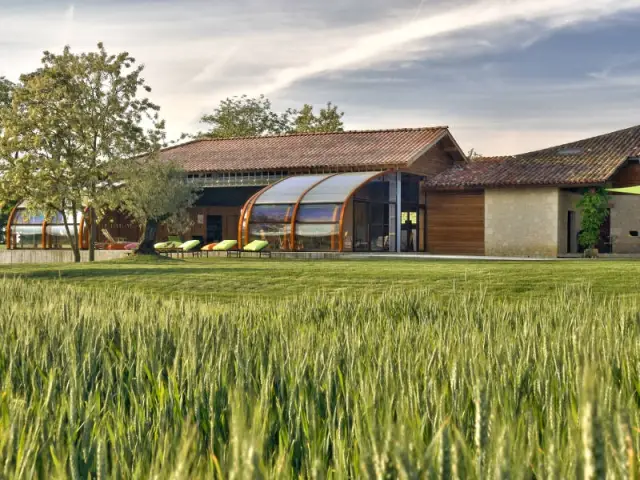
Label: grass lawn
xmin=1 ymin=256 xmax=640 ymax=302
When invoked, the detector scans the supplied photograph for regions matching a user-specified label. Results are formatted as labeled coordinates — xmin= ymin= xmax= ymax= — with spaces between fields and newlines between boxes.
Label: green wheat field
xmin=1 ymin=258 xmax=640 ymax=478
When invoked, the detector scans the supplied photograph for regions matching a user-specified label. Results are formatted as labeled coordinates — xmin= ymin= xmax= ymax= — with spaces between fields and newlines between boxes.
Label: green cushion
xmin=243 ymin=240 xmax=269 ymax=252
xmin=155 ymin=241 xmax=182 ymax=250
xmin=212 ymin=240 xmax=238 ymax=251
xmin=181 ymin=240 xmax=201 ymax=252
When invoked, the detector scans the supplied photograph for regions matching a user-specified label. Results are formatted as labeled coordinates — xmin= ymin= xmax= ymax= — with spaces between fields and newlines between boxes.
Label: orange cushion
xmin=201 ymin=243 xmax=218 ymax=251
xmin=106 ymin=243 xmax=128 ymax=250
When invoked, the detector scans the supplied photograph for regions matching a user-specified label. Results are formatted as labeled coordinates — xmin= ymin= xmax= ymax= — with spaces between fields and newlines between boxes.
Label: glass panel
xmin=296 ymin=204 xmax=342 ymax=223
xmin=301 ymin=171 xmax=383 ymax=204
xmin=49 ymin=211 xmax=84 ymax=225
xmin=370 ymin=203 xmax=388 ymax=226
xmin=295 ymin=223 xmax=339 ymax=251
xmin=354 ymin=180 xmax=390 ymax=203
xmin=401 ymin=174 xmax=421 ymax=203
xmin=255 ymin=175 xmax=330 ymax=205
xmin=388 ymin=203 xmax=397 ymax=252
xmin=13 ymin=210 xmax=45 ymax=225
xmin=342 ymin=200 xmax=353 ymax=251
xmin=401 ymin=209 xmax=418 ymax=252
xmin=250 ymin=204 xmax=293 ymax=223
xmin=354 ymin=201 xmax=369 ymax=251
xmin=46 ymin=225 xmax=78 ymax=248
xmin=249 ymin=223 xmax=292 ymax=250
xmin=370 ymin=225 xmax=390 ymax=252
xmin=12 ymin=226 xmax=43 ymax=248
xmin=419 ymin=207 xmax=425 ymax=251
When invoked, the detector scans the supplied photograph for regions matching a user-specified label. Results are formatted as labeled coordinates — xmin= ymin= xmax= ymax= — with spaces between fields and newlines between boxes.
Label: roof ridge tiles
xmin=161 ymin=126 xmax=449 ymax=152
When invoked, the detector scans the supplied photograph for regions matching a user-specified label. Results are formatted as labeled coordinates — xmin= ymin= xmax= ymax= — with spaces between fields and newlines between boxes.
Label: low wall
xmin=0 ymin=250 xmax=128 ymax=265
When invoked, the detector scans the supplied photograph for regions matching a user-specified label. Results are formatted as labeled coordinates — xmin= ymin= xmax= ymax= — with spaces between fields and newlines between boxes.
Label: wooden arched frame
xmin=5 ymin=205 xmax=18 ymax=249
xmin=338 ymin=170 xmax=395 ymax=252
xmin=237 ymin=191 xmax=261 ymax=249
xmin=241 ymin=177 xmax=289 ymax=247
xmin=289 ymin=173 xmax=341 ymax=251
xmin=79 ymin=207 xmax=91 ymax=250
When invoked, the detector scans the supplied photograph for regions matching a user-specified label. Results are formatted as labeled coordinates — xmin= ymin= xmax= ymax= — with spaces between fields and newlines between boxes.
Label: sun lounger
xmin=98 ymin=228 xmax=129 ymax=250
xmin=211 ymin=240 xmax=238 ymax=257
xmin=228 ymin=240 xmax=271 ymax=258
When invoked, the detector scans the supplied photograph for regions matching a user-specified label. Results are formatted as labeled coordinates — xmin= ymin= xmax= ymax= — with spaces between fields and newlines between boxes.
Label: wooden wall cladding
xmin=427 ymin=191 xmax=485 ymax=255
xmin=611 ymin=162 xmax=640 ymax=188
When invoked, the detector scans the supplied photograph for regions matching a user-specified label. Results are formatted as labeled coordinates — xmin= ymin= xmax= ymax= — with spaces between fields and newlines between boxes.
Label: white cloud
xmin=0 ymin=0 xmax=639 ymax=150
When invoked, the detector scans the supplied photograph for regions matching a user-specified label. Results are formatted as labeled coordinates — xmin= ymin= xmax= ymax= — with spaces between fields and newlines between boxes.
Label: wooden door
xmin=426 ymin=191 xmax=485 ymax=255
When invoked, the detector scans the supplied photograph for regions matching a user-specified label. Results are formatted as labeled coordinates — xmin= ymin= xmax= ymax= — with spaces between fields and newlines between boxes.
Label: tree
xmin=0 ymin=44 xmax=165 ymax=262
xmin=578 ymin=187 xmax=610 ymax=256
xmin=467 ymin=148 xmax=483 ymax=160
xmin=0 ymin=78 xmax=15 ymax=244
xmin=293 ymin=102 xmax=344 ymax=133
xmin=198 ymin=95 xmax=344 ymax=138
xmin=198 ymin=94 xmax=294 ymax=138
xmin=113 ymin=156 xmax=199 ymax=254
xmin=0 ymin=77 xmax=14 ymax=114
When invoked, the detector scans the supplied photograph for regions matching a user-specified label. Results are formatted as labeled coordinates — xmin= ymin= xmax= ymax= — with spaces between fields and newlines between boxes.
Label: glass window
xmin=353 ymin=201 xmax=369 ymax=251
xmin=249 ymin=223 xmax=291 ymax=250
xmin=296 ymin=223 xmax=339 ymax=251
xmin=300 ymin=172 xmax=383 ymax=204
xmin=255 ymin=175 xmax=330 ymax=205
xmin=250 ymin=204 xmax=293 ymax=223
xmin=370 ymin=225 xmax=390 ymax=252
xmin=46 ymin=226 xmax=77 ymax=248
xmin=12 ymin=226 xmax=43 ymax=248
xmin=13 ymin=210 xmax=45 ymax=225
xmin=296 ymin=204 xmax=342 ymax=223
xmin=354 ymin=180 xmax=390 ymax=203
xmin=370 ymin=203 xmax=389 ymax=226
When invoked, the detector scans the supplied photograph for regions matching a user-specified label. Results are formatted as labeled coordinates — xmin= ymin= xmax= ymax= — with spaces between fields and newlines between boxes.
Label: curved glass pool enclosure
xmin=238 ymin=171 xmax=406 ymax=252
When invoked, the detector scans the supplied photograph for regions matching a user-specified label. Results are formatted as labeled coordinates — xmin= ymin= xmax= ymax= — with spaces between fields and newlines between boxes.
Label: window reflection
xmin=296 ymin=204 xmax=342 ymax=223
xmin=250 ymin=204 xmax=293 ymax=223
xmin=296 ymin=223 xmax=339 ymax=250
xmin=249 ymin=223 xmax=291 ymax=250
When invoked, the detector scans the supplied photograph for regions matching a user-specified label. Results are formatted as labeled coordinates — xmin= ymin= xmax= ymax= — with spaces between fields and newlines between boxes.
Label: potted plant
xmin=578 ymin=188 xmax=610 ymax=258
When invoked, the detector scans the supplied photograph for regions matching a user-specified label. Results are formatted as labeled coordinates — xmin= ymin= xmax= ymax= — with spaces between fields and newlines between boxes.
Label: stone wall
xmin=0 ymin=250 xmax=128 ymax=265
xmin=485 ymin=187 xmax=560 ymax=257
xmin=610 ymin=194 xmax=640 ymax=253
xmin=558 ymin=191 xmax=583 ymax=255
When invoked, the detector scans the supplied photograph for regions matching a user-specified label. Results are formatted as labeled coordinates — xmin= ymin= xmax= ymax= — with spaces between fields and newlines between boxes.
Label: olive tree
xmin=113 ymin=156 xmax=199 ymax=254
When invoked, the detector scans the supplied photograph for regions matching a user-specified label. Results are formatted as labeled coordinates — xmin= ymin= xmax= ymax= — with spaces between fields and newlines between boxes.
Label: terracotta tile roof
xmin=161 ymin=127 xmax=451 ymax=173
xmin=427 ymin=125 xmax=640 ymax=189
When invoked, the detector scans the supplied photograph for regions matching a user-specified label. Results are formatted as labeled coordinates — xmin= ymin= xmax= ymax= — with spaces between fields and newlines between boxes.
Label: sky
xmin=1 ymin=0 xmax=640 ymax=155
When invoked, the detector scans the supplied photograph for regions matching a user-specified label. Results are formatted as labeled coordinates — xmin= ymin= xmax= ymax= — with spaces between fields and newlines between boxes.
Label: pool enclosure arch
xmin=5 ymin=202 xmax=141 ymax=250
xmin=238 ymin=170 xmax=406 ymax=252
xmin=5 ymin=203 xmax=85 ymax=249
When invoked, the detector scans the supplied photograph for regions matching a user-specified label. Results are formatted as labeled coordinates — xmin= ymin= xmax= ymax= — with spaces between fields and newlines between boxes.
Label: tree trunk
xmin=61 ymin=207 xmax=81 ymax=263
xmin=135 ymin=219 xmax=159 ymax=255
xmin=89 ymin=207 xmax=96 ymax=262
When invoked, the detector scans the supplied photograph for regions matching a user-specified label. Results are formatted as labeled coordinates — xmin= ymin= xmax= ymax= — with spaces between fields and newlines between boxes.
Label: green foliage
xmin=113 ymin=156 xmax=199 ymax=231
xmin=292 ymin=102 xmax=344 ymax=133
xmin=0 ymin=43 xmax=165 ymax=260
xmin=0 ymin=76 xmax=14 ymax=110
xmin=198 ymin=95 xmax=344 ymax=138
xmin=0 ymin=278 xmax=639 ymax=478
xmin=198 ymin=94 xmax=294 ymax=138
xmin=578 ymin=188 xmax=610 ymax=250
